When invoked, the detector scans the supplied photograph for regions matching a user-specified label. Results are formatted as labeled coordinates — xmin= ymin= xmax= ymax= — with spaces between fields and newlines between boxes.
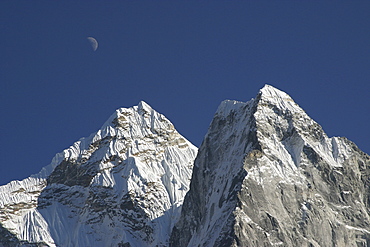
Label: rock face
xmin=1 ymin=86 xmax=369 ymax=247
xmin=170 ymin=85 xmax=370 ymax=247
xmin=0 ymin=101 xmax=197 ymax=247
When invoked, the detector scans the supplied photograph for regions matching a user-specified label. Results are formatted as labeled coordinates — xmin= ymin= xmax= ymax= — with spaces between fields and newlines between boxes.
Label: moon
xmin=87 ymin=37 xmax=98 ymax=51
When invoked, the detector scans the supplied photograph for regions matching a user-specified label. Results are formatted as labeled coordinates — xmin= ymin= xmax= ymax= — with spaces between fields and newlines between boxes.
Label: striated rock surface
xmin=0 ymin=101 xmax=197 ymax=247
xmin=170 ymin=85 xmax=370 ymax=247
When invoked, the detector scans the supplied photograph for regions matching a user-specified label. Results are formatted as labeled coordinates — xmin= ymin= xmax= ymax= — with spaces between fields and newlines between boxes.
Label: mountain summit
xmin=170 ymin=85 xmax=370 ymax=247
xmin=0 ymin=101 xmax=197 ymax=247
xmin=1 ymin=85 xmax=369 ymax=247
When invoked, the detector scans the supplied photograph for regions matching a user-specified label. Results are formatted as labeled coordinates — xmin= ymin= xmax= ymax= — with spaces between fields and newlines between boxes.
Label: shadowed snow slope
xmin=170 ymin=85 xmax=370 ymax=247
xmin=0 ymin=101 xmax=197 ymax=247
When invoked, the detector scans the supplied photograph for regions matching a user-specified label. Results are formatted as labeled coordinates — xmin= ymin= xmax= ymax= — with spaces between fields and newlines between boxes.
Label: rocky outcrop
xmin=170 ymin=85 xmax=370 ymax=247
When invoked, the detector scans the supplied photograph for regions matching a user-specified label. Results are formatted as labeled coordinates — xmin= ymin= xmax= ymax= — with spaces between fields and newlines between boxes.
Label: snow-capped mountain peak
xmin=0 ymin=102 xmax=197 ymax=247
xmin=171 ymin=85 xmax=370 ymax=247
xmin=1 ymin=86 xmax=369 ymax=247
xmin=259 ymin=84 xmax=298 ymax=108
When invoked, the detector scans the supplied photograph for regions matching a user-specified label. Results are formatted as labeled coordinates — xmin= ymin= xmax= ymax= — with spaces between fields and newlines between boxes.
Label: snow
xmin=0 ymin=101 xmax=197 ymax=247
xmin=216 ymin=99 xmax=248 ymax=118
xmin=172 ymin=85 xmax=368 ymax=247
xmin=2 ymin=85 xmax=366 ymax=247
xmin=254 ymin=85 xmax=350 ymax=180
xmin=344 ymin=225 xmax=370 ymax=234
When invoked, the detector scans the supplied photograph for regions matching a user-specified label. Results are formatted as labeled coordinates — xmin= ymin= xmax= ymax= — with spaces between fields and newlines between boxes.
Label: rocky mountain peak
xmin=258 ymin=84 xmax=297 ymax=108
xmin=171 ymin=85 xmax=370 ymax=247
xmin=255 ymin=85 xmax=312 ymax=129
xmin=1 ymin=86 xmax=369 ymax=247
xmin=137 ymin=100 xmax=153 ymax=111
xmin=0 ymin=102 xmax=197 ymax=247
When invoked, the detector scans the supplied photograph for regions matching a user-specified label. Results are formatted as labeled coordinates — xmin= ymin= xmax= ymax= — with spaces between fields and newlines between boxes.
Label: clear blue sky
xmin=1 ymin=1 xmax=369 ymax=185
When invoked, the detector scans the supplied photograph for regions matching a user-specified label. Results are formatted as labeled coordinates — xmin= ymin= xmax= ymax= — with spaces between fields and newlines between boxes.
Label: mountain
xmin=0 ymin=101 xmax=197 ymax=247
xmin=1 ymin=85 xmax=369 ymax=247
xmin=170 ymin=85 xmax=370 ymax=247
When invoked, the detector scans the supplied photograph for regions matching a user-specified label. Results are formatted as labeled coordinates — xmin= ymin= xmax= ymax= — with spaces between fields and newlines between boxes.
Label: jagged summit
xmin=259 ymin=84 xmax=292 ymax=99
xmin=0 ymin=102 xmax=197 ymax=247
xmin=137 ymin=100 xmax=152 ymax=110
xmin=216 ymin=85 xmax=303 ymax=120
xmin=100 ymin=101 xmax=157 ymax=131
xmin=258 ymin=84 xmax=303 ymax=113
xmin=171 ymin=85 xmax=370 ymax=247
xmin=1 ymin=86 xmax=369 ymax=247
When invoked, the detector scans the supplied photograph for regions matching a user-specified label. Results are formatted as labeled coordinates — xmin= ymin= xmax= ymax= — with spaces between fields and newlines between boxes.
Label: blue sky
xmin=1 ymin=1 xmax=369 ymax=185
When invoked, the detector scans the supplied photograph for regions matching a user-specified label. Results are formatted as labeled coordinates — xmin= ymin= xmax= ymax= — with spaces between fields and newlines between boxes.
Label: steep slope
xmin=0 ymin=101 xmax=197 ymax=247
xmin=170 ymin=85 xmax=370 ymax=247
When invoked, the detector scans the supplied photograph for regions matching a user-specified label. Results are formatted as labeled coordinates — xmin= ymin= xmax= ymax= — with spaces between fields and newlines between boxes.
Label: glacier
xmin=0 ymin=101 xmax=197 ymax=247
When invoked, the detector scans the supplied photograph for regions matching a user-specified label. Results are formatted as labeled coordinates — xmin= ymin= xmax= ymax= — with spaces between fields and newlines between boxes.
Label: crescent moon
xmin=87 ymin=37 xmax=98 ymax=51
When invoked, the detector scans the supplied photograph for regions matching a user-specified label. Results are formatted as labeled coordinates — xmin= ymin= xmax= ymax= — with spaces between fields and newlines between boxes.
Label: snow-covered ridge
xmin=0 ymin=101 xmax=197 ymax=247
xmin=215 ymin=99 xmax=248 ymax=118
xmin=258 ymin=84 xmax=299 ymax=113
xmin=254 ymin=85 xmax=353 ymax=180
